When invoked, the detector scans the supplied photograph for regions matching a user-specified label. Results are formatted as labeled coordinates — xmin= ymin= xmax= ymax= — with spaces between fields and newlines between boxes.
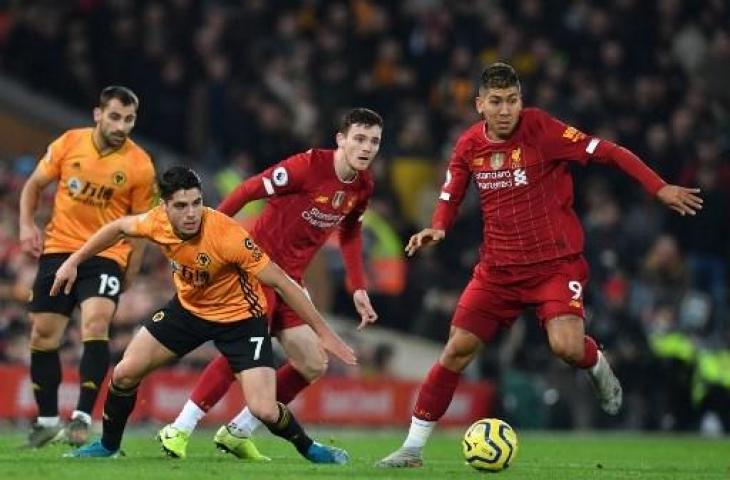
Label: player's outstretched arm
xmin=123 ymin=238 xmax=147 ymax=291
xmin=50 ymin=216 xmax=142 ymax=296
xmin=255 ymin=262 xmax=357 ymax=365
xmin=656 ymin=185 xmax=703 ymax=216
xmin=405 ymin=228 xmax=446 ymax=257
xmin=19 ymin=166 xmax=55 ymax=258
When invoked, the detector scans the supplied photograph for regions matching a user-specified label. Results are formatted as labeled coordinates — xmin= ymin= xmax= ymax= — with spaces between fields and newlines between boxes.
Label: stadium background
xmin=0 ymin=0 xmax=728 ymax=433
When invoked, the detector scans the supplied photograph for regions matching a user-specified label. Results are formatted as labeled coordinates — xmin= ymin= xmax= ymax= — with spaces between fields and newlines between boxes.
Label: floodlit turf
xmin=0 ymin=428 xmax=728 ymax=479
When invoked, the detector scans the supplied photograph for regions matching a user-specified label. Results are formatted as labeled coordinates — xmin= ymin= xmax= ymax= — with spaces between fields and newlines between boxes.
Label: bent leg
xmin=545 ymin=314 xmax=621 ymax=415
xmin=237 ymin=368 xmax=347 ymax=464
xmin=226 ymin=324 xmax=325 ymax=441
xmin=101 ymin=327 xmax=177 ymax=451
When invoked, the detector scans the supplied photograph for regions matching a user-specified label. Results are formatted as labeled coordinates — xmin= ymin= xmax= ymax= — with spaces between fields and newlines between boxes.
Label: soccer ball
xmin=462 ymin=418 xmax=518 ymax=472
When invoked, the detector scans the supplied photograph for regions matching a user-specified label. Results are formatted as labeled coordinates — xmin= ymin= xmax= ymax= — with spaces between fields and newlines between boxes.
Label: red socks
xmin=412 ymin=363 xmax=461 ymax=421
xmin=275 ymin=363 xmax=311 ymax=404
xmin=190 ymin=355 xmax=235 ymax=411
xmin=575 ymin=335 xmax=599 ymax=369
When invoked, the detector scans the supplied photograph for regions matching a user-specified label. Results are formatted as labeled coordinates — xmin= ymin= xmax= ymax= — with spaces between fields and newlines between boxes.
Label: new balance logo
xmin=513 ymin=169 xmax=528 ymax=186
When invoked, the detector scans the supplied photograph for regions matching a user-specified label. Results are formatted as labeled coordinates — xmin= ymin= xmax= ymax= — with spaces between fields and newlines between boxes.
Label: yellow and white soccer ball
xmin=462 ymin=418 xmax=518 ymax=472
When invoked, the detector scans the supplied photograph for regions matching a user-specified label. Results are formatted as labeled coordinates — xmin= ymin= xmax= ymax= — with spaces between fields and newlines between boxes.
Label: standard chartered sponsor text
xmin=301 ymin=207 xmax=345 ymax=228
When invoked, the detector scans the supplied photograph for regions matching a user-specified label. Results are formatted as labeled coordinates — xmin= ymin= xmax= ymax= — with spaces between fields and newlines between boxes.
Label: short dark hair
xmin=158 ymin=166 xmax=202 ymax=200
xmin=99 ymin=85 xmax=139 ymax=109
xmin=339 ymin=108 xmax=383 ymax=134
xmin=480 ymin=63 xmax=521 ymax=92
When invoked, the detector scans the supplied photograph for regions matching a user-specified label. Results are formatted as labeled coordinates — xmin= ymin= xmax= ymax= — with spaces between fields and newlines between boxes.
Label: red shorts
xmin=262 ymin=284 xmax=308 ymax=334
xmin=452 ymin=255 xmax=589 ymax=342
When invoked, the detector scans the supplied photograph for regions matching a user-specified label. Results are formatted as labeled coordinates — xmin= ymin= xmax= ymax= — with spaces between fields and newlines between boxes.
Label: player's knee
xmin=549 ymin=336 xmax=583 ymax=365
xmin=441 ymin=340 xmax=479 ymax=371
xmin=293 ymin=354 xmax=327 ymax=382
xmin=111 ymin=361 xmax=144 ymax=389
xmin=81 ymin=315 xmax=111 ymax=340
xmin=29 ymin=323 xmax=61 ymax=349
xmin=247 ymin=397 xmax=279 ymax=424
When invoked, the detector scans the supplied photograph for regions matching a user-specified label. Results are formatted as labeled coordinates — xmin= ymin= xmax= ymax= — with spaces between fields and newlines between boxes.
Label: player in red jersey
xmin=157 ymin=108 xmax=383 ymax=460
xmin=377 ymin=63 xmax=703 ymax=468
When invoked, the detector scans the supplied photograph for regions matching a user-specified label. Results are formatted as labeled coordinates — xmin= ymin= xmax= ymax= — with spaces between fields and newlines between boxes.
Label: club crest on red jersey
xmin=473 ymin=157 xmax=484 ymax=167
xmin=344 ymin=196 xmax=356 ymax=212
xmin=314 ymin=195 xmax=329 ymax=204
xmin=332 ymin=191 xmax=345 ymax=209
xmin=490 ymin=152 xmax=505 ymax=170
xmin=510 ymin=147 xmax=522 ymax=168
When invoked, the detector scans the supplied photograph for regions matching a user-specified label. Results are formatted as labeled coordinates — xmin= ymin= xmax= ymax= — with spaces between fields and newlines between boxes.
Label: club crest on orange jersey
xmin=195 ymin=252 xmax=211 ymax=268
xmin=112 ymin=171 xmax=127 ymax=186
xmin=490 ymin=152 xmax=505 ymax=170
xmin=332 ymin=191 xmax=345 ymax=209
xmin=510 ymin=147 xmax=522 ymax=168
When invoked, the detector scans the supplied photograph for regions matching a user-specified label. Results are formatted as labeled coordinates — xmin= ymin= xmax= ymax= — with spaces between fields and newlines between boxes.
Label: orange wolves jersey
xmin=39 ymin=128 xmax=156 ymax=268
xmin=130 ymin=206 xmax=270 ymax=322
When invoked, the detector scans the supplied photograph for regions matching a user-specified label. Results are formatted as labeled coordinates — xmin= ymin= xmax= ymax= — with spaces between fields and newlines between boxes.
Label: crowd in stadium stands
xmin=1 ymin=0 xmax=729 ymax=431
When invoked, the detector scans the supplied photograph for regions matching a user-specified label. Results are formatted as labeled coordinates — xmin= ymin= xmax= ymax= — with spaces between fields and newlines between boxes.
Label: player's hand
xmin=50 ymin=261 xmax=79 ymax=296
xmin=319 ymin=330 xmax=357 ymax=365
xmin=405 ymin=228 xmax=445 ymax=257
xmin=657 ymin=185 xmax=703 ymax=216
xmin=353 ymin=289 xmax=378 ymax=330
xmin=19 ymin=223 xmax=43 ymax=258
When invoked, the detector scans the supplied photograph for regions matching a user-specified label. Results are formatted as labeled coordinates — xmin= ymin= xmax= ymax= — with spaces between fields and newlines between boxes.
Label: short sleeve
xmin=535 ymin=109 xmax=596 ymax=165
xmin=223 ymin=225 xmax=271 ymax=276
xmin=37 ymin=132 xmax=71 ymax=179
xmin=127 ymin=207 xmax=162 ymax=240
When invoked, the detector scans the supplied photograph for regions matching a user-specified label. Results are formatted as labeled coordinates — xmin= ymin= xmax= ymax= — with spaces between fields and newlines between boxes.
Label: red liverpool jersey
xmin=432 ymin=108 xmax=665 ymax=267
xmin=218 ymin=149 xmax=373 ymax=288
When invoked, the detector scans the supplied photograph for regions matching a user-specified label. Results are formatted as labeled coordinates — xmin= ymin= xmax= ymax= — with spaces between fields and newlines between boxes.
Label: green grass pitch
xmin=0 ymin=428 xmax=728 ymax=479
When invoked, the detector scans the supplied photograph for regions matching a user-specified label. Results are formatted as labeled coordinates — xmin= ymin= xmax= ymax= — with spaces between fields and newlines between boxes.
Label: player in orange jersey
xmin=53 ymin=167 xmax=353 ymax=463
xmin=18 ymin=86 xmax=156 ymax=448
